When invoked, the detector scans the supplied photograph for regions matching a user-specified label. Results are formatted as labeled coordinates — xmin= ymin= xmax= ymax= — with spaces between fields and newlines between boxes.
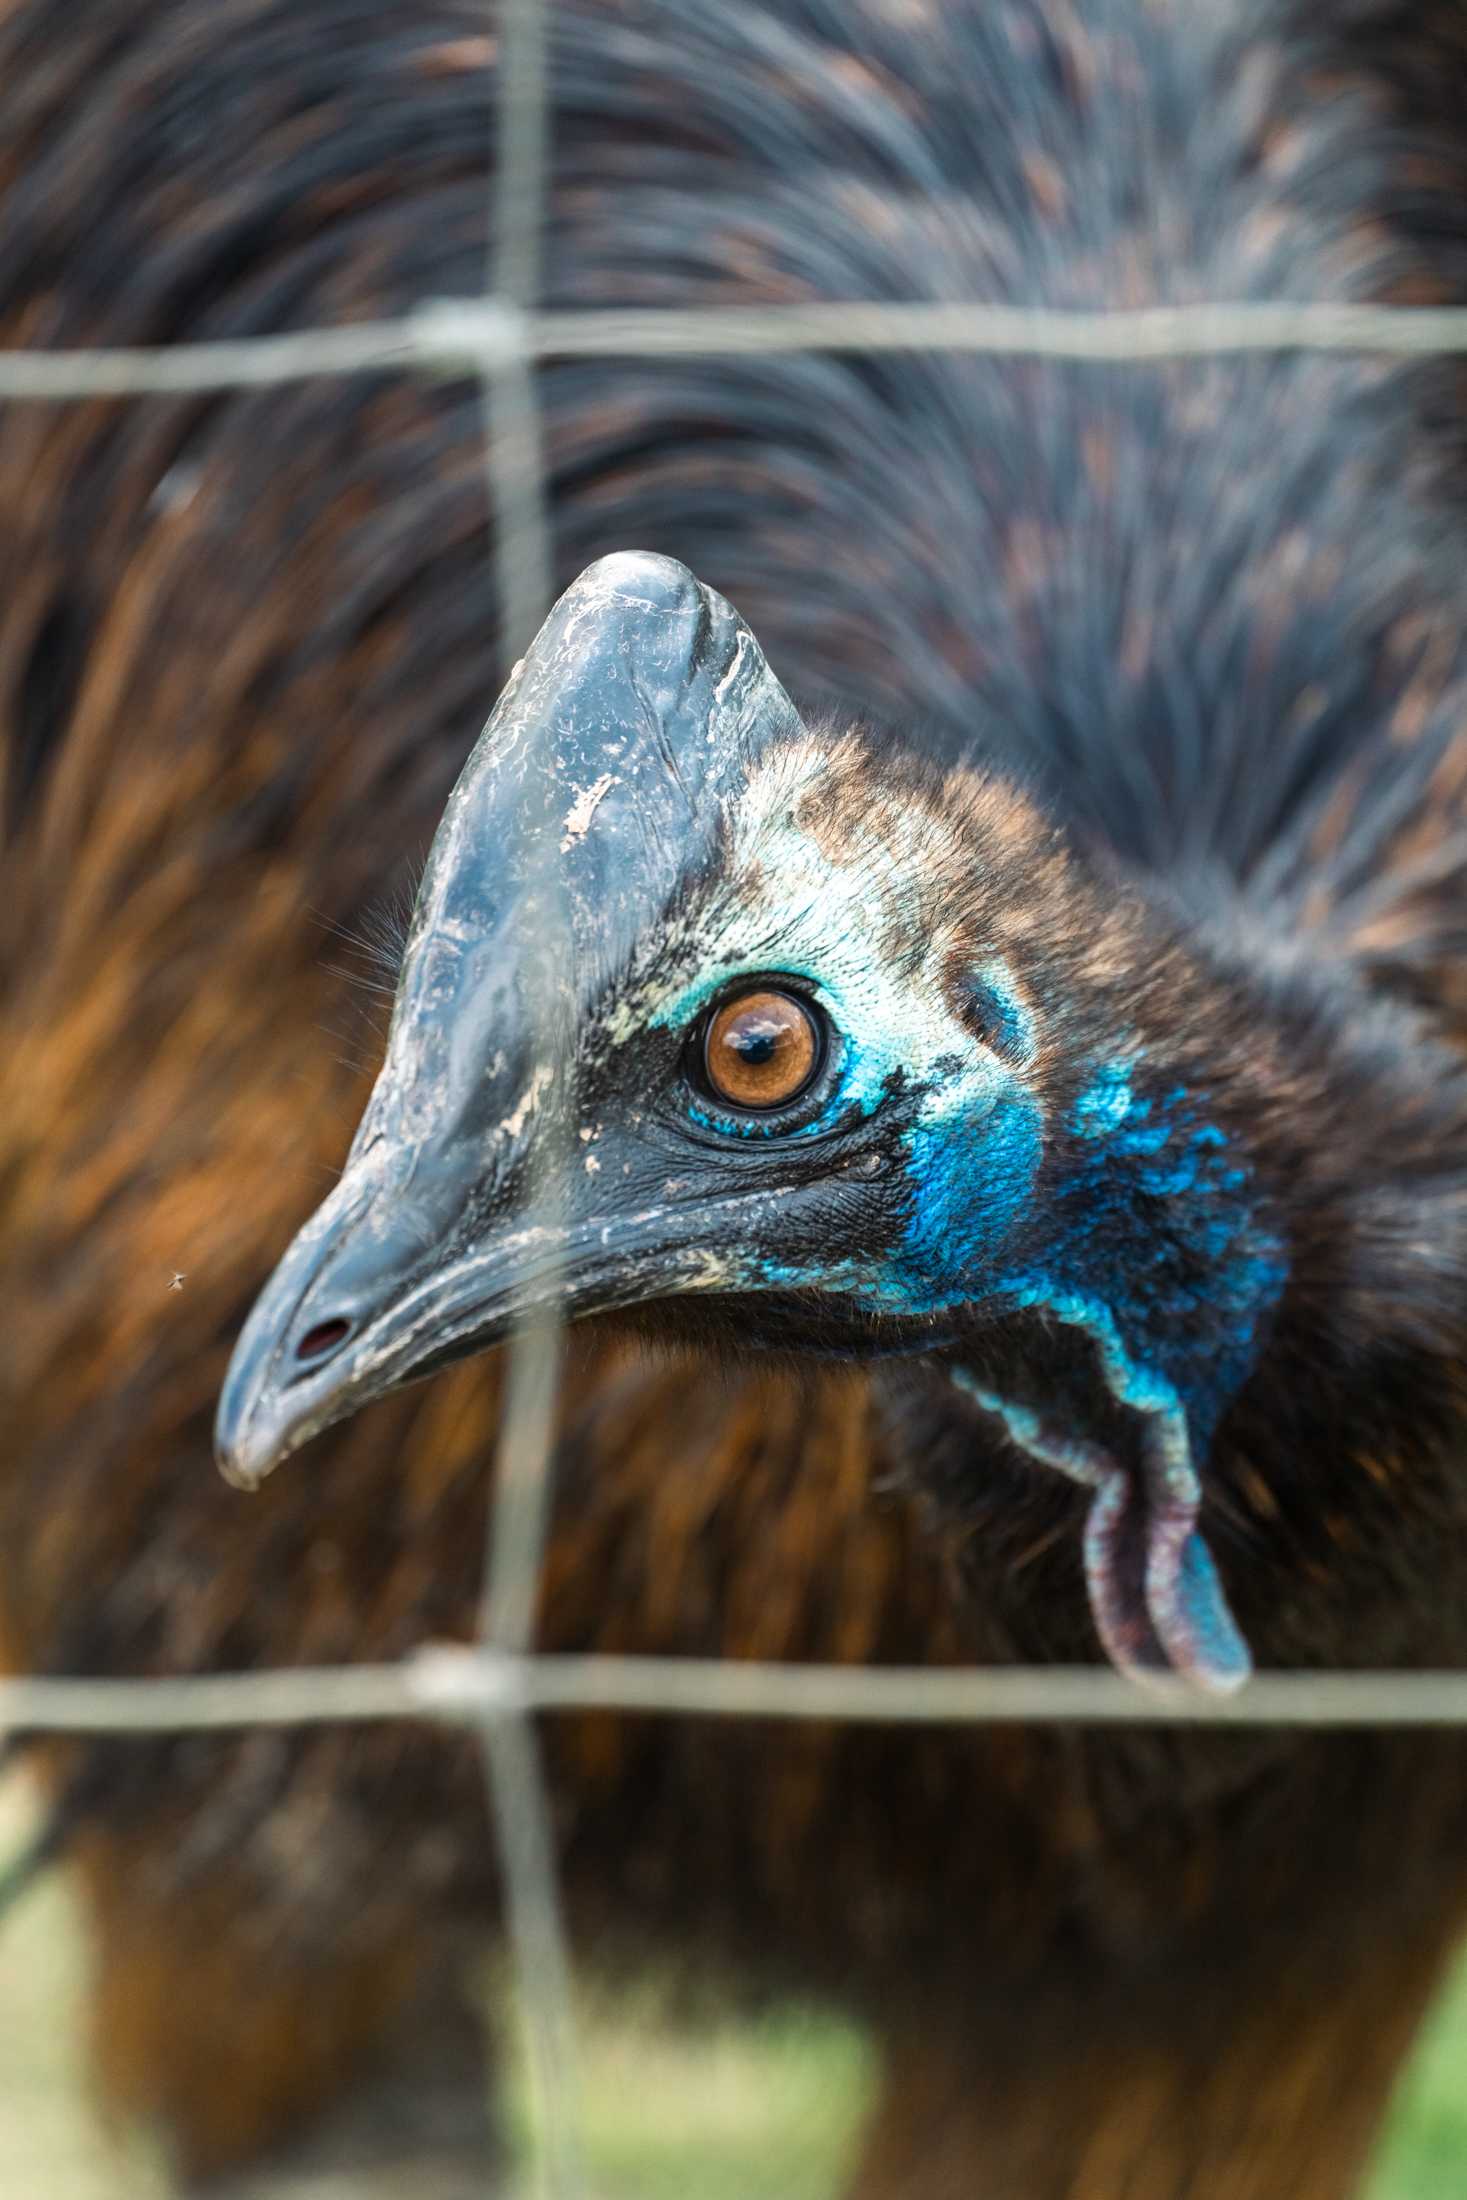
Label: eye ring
xmin=700 ymin=987 xmax=823 ymax=1114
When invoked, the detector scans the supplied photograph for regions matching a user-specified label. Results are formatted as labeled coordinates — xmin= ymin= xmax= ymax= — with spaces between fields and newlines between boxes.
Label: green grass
xmin=501 ymin=1980 xmax=874 ymax=2200
xmin=0 ymin=1786 xmax=166 ymax=2198
xmin=1368 ymin=1963 xmax=1467 ymax=2200
xmin=4 ymin=1777 xmax=1467 ymax=2199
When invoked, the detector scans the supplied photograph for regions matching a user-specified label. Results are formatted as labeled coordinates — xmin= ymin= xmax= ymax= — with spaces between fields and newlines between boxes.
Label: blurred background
xmin=4 ymin=1778 xmax=1467 ymax=2199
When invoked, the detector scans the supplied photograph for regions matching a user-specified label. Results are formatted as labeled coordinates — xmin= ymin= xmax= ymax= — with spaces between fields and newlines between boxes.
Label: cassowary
xmin=217 ymin=549 xmax=1338 ymax=1700
xmin=9 ymin=2 xmax=1467 ymax=2197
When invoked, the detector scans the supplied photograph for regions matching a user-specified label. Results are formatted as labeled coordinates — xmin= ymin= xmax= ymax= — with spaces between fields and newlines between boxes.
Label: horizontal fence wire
xmin=8 ymin=299 xmax=1467 ymax=401
xmin=12 ymin=1653 xmax=1467 ymax=1735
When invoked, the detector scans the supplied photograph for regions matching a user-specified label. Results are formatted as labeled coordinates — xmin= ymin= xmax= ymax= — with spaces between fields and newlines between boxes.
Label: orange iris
xmin=703 ymin=989 xmax=819 ymax=1111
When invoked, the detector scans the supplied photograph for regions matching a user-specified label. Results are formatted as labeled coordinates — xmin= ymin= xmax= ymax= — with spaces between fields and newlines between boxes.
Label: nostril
xmin=296 ymin=1317 xmax=353 ymax=1363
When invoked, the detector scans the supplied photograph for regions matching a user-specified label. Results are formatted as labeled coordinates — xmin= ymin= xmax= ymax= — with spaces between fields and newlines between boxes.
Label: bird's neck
xmin=942 ymin=1070 xmax=1284 ymax=1688
xmin=1002 ymin=1058 xmax=1288 ymax=1441
xmin=910 ymin=887 xmax=1467 ymax=1687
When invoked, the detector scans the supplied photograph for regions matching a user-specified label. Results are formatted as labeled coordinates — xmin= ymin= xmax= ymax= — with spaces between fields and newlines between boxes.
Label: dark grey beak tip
xmin=213 ymin=1304 xmax=319 ymax=1492
xmin=213 ymin=1176 xmax=383 ymax=1491
xmin=213 ymin=1380 xmax=318 ymax=1491
xmin=216 ymin=1447 xmax=264 ymax=1494
xmin=212 ymin=1379 xmax=274 ymax=1490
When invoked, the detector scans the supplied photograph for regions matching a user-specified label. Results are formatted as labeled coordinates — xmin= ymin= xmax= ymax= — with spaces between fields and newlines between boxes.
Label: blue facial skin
xmin=668 ymin=964 xmax=1287 ymax=1690
xmin=657 ymin=959 xmax=1048 ymax=1297
xmin=881 ymin=1048 xmax=1286 ymax=1465
xmin=675 ymin=972 xmax=1285 ymax=1419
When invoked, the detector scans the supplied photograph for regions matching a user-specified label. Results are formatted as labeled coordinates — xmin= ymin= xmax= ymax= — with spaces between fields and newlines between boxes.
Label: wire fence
xmin=11 ymin=3 xmax=1467 ymax=2195
xmin=10 ymin=299 xmax=1467 ymax=401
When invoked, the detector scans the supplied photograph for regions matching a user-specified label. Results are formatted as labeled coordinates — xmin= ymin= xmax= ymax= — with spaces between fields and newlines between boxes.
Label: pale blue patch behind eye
xmin=962 ymin=962 xmax=1037 ymax=1063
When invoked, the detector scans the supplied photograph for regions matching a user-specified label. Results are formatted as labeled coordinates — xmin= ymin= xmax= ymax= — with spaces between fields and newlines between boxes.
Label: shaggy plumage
xmin=10 ymin=3 xmax=1467 ymax=2195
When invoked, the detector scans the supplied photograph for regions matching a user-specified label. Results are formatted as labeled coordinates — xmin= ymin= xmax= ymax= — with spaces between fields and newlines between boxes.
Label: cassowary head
xmin=215 ymin=553 xmax=1452 ymax=1696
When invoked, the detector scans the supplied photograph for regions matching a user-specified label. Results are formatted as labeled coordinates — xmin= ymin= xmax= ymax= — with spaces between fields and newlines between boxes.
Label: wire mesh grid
xmin=10 ymin=3 xmax=1467 ymax=2194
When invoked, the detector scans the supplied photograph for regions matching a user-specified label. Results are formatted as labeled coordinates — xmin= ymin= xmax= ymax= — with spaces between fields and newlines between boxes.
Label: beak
xmin=215 ymin=553 xmax=807 ymax=1488
xmin=213 ymin=1139 xmax=739 ymax=1490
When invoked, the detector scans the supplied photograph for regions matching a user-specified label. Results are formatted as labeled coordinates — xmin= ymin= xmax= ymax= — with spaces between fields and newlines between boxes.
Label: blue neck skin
xmin=931 ymin=1056 xmax=1288 ymax=1693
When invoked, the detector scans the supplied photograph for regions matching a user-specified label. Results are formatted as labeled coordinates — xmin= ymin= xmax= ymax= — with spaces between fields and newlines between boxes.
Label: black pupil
xmin=737 ymin=1029 xmax=779 ymax=1063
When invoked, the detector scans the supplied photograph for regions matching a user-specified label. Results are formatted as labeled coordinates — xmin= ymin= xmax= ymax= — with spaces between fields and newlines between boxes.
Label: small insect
xmin=168 ymin=1272 xmax=186 ymax=1292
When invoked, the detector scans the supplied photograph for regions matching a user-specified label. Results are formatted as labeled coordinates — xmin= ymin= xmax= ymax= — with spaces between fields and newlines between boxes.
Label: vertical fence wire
xmin=476 ymin=0 xmax=584 ymax=2192
xmin=479 ymin=0 xmax=562 ymax=1659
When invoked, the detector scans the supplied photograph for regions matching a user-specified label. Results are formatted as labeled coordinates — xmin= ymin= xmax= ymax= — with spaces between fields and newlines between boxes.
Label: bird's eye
xmin=702 ymin=988 xmax=821 ymax=1112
